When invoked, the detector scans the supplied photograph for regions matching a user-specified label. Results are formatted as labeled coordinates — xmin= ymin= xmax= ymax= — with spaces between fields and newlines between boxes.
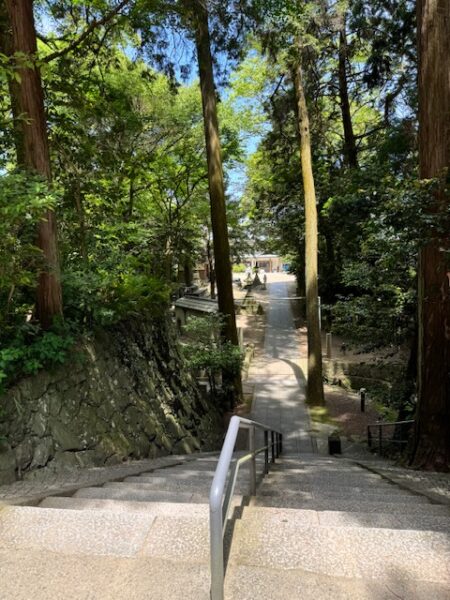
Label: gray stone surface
xmin=40 ymin=496 xmax=211 ymax=516
xmin=0 ymin=549 xmax=211 ymax=600
xmin=0 ymin=318 xmax=222 ymax=484
xmin=349 ymin=527 xmax=450 ymax=583
xmin=74 ymin=486 xmax=197 ymax=503
xmin=0 ymin=445 xmax=16 ymax=484
xmin=248 ymin=278 xmax=314 ymax=454
xmin=353 ymin=460 xmax=450 ymax=507
xmin=257 ymin=488 xmax=428 ymax=504
xmin=230 ymin=517 xmax=450 ymax=583
xmin=261 ymin=473 xmax=414 ymax=488
xmin=316 ymin=510 xmax=450 ymax=532
xmin=251 ymin=495 xmax=450 ymax=514
xmin=243 ymin=506 xmax=450 ymax=532
xmin=266 ymin=471 xmax=391 ymax=483
xmin=225 ymin=565 xmax=450 ymax=600
xmin=114 ymin=477 xmax=248 ymax=494
xmin=230 ymin=519 xmax=360 ymax=577
xmin=0 ymin=506 xmax=155 ymax=556
xmin=0 ymin=453 xmax=218 ymax=504
xmin=141 ymin=516 xmax=209 ymax=563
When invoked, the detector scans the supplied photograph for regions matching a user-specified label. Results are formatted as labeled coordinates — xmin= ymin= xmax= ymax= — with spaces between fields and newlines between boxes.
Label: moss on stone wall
xmin=0 ymin=317 xmax=222 ymax=484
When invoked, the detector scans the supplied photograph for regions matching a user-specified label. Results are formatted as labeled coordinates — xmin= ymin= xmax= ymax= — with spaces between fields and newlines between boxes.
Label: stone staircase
xmin=0 ymin=453 xmax=449 ymax=599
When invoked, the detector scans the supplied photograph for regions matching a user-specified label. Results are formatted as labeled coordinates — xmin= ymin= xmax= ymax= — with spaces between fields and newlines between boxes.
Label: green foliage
xmin=0 ymin=172 xmax=60 ymax=337
xmin=62 ymin=269 xmax=170 ymax=326
xmin=240 ymin=33 xmax=422 ymax=347
xmin=0 ymin=321 xmax=75 ymax=395
xmin=232 ymin=263 xmax=247 ymax=273
xmin=181 ymin=315 xmax=243 ymax=398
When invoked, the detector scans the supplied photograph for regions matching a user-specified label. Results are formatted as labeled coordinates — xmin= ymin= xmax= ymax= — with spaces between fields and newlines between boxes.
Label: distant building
xmin=241 ymin=254 xmax=287 ymax=273
xmin=174 ymin=296 xmax=218 ymax=330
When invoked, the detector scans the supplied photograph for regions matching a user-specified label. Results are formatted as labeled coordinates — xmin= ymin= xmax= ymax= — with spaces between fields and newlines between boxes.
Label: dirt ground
xmin=324 ymin=385 xmax=379 ymax=441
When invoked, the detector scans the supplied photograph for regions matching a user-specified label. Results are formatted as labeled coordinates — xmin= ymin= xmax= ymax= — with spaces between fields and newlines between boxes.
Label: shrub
xmin=181 ymin=314 xmax=243 ymax=400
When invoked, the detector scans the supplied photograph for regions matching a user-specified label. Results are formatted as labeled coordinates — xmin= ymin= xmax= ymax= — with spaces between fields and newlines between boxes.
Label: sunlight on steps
xmin=0 ymin=453 xmax=449 ymax=599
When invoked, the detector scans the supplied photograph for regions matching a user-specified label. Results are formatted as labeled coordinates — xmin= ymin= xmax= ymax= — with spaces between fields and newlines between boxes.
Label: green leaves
xmin=181 ymin=314 xmax=243 ymax=377
xmin=0 ymin=172 xmax=61 ymax=338
xmin=0 ymin=322 xmax=75 ymax=394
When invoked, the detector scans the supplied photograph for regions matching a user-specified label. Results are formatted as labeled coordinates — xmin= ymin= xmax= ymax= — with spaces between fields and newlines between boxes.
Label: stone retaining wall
xmin=323 ymin=358 xmax=406 ymax=400
xmin=0 ymin=318 xmax=222 ymax=484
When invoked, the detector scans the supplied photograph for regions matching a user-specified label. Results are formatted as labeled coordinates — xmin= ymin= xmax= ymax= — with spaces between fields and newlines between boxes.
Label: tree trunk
xmin=294 ymin=62 xmax=325 ymax=406
xmin=0 ymin=5 xmax=25 ymax=164
xmin=190 ymin=0 xmax=241 ymax=404
xmin=6 ymin=0 xmax=63 ymax=329
xmin=338 ymin=18 xmax=358 ymax=168
xmin=184 ymin=259 xmax=193 ymax=287
xmin=411 ymin=0 xmax=450 ymax=470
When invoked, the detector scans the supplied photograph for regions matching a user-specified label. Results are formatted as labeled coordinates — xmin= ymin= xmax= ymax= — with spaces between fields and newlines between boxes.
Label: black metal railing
xmin=367 ymin=420 xmax=415 ymax=455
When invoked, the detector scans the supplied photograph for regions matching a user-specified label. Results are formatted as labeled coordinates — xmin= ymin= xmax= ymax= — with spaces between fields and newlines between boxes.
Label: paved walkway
xmin=248 ymin=275 xmax=314 ymax=455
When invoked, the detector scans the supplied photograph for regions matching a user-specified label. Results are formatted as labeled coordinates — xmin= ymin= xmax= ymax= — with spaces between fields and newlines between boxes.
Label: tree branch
xmin=42 ymin=0 xmax=132 ymax=63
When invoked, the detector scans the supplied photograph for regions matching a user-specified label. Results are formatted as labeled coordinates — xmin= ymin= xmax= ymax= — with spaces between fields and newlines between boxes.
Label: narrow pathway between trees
xmin=247 ymin=274 xmax=314 ymax=454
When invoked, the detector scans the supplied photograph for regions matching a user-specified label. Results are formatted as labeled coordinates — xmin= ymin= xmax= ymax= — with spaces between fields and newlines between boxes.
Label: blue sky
xmin=36 ymin=9 xmax=264 ymax=203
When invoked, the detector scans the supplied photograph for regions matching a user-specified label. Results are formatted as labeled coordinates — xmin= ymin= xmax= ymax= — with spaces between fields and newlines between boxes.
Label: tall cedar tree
xmin=337 ymin=13 xmax=358 ymax=168
xmin=0 ymin=5 xmax=24 ymax=163
xmin=5 ymin=0 xmax=63 ymax=328
xmin=294 ymin=60 xmax=325 ymax=406
xmin=411 ymin=0 xmax=450 ymax=470
xmin=188 ymin=0 xmax=242 ymax=404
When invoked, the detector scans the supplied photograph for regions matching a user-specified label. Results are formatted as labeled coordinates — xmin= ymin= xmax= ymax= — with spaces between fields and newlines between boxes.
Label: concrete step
xmin=225 ymin=564 xmax=450 ymax=600
xmin=132 ymin=472 xmax=401 ymax=497
xmin=280 ymin=460 xmax=362 ymax=467
xmin=73 ymin=486 xmax=214 ymax=504
xmin=154 ymin=463 xmax=219 ymax=472
xmin=126 ymin=475 xmax=214 ymax=485
xmin=258 ymin=482 xmax=410 ymax=496
xmin=0 ymin=549 xmax=211 ymax=600
xmin=250 ymin=496 xmax=449 ymax=514
xmin=0 ymin=505 xmax=209 ymax=563
xmin=256 ymin=488 xmax=428 ymax=504
xmin=106 ymin=480 xmax=248 ymax=495
xmin=136 ymin=471 xmax=254 ymax=483
xmin=2 ymin=545 xmax=447 ymax=600
xmin=264 ymin=471 xmax=403 ymax=484
xmin=271 ymin=459 xmax=362 ymax=468
xmin=242 ymin=506 xmax=450 ymax=532
xmin=230 ymin=517 xmax=450 ymax=584
xmin=148 ymin=469 xmax=218 ymax=477
xmin=0 ymin=505 xmax=156 ymax=557
xmin=269 ymin=467 xmax=384 ymax=478
xmin=268 ymin=466 xmax=384 ymax=476
xmin=40 ymin=496 xmax=210 ymax=517
xmin=123 ymin=474 xmax=252 ymax=489
xmin=154 ymin=458 xmax=265 ymax=475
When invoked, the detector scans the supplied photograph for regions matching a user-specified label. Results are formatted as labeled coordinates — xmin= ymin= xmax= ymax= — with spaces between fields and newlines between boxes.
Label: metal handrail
xmin=367 ymin=419 xmax=415 ymax=453
xmin=209 ymin=415 xmax=282 ymax=600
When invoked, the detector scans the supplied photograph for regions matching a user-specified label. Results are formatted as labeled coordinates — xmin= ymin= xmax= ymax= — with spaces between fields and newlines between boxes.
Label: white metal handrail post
xmin=209 ymin=415 xmax=283 ymax=600
xmin=210 ymin=417 xmax=241 ymax=600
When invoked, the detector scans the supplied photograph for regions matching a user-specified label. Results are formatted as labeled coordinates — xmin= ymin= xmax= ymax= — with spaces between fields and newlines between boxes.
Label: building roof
xmin=242 ymin=254 xmax=281 ymax=260
xmin=174 ymin=295 xmax=242 ymax=313
xmin=174 ymin=296 xmax=218 ymax=313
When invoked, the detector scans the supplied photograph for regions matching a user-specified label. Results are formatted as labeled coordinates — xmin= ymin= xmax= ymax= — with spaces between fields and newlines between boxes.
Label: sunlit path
xmin=248 ymin=274 xmax=314 ymax=454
